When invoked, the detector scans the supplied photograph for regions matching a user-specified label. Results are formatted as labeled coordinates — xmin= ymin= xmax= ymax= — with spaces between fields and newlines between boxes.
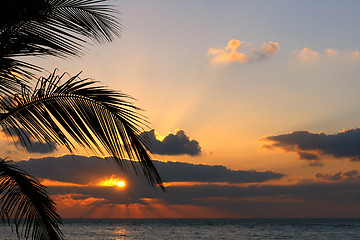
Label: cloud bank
xmin=14 ymin=156 xmax=360 ymax=218
xmin=17 ymin=155 xmax=282 ymax=184
xmin=140 ymin=129 xmax=201 ymax=156
xmin=208 ymin=39 xmax=279 ymax=64
xmin=261 ymin=128 xmax=360 ymax=162
xmin=15 ymin=155 xmax=360 ymax=218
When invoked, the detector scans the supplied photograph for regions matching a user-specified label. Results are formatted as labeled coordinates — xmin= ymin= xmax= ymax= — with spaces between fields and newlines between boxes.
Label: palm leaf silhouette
xmin=0 ymin=0 xmax=120 ymax=95
xmin=0 ymin=71 xmax=164 ymax=189
xmin=0 ymin=158 xmax=63 ymax=240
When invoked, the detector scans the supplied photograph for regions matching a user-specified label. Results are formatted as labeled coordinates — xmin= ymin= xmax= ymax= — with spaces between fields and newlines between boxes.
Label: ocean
xmin=0 ymin=218 xmax=359 ymax=239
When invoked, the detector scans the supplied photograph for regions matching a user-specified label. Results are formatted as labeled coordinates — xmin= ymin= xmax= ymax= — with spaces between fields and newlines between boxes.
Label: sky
xmin=2 ymin=0 xmax=360 ymax=218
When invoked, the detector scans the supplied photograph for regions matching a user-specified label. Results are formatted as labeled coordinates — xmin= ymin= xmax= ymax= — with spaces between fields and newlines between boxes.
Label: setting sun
xmin=98 ymin=176 xmax=126 ymax=188
xmin=117 ymin=181 xmax=126 ymax=187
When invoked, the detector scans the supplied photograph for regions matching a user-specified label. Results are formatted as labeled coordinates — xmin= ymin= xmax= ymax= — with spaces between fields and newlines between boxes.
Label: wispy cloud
xmin=208 ymin=39 xmax=279 ymax=64
xmin=293 ymin=47 xmax=360 ymax=63
xmin=295 ymin=47 xmax=319 ymax=62
xmin=326 ymin=48 xmax=339 ymax=58
xmin=252 ymin=41 xmax=279 ymax=57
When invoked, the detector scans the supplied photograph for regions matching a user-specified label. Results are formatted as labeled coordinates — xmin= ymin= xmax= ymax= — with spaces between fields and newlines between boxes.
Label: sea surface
xmin=0 ymin=218 xmax=359 ymax=239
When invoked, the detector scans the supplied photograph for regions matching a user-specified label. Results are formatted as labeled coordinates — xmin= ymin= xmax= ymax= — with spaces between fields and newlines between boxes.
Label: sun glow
xmin=98 ymin=176 xmax=126 ymax=188
xmin=117 ymin=181 xmax=126 ymax=187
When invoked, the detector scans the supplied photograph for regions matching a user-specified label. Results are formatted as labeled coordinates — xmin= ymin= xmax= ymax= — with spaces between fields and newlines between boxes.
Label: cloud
xmin=298 ymin=152 xmax=318 ymax=160
xmin=17 ymin=155 xmax=283 ymax=184
xmin=156 ymin=161 xmax=284 ymax=183
xmin=261 ymin=128 xmax=360 ymax=162
xmin=315 ymin=172 xmax=343 ymax=181
xmin=252 ymin=41 xmax=279 ymax=57
xmin=295 ymin=47 xmax=319 ymax=62
xmin=2 ymin=128 xmax=57 ymax=154
xmin=308 ymin=161 xmax=323 ymax=167
xmin=225 ymin=39 xmax=243 ymax=51
xmin=18 ymin=155 xmax=116 ymax=185
xmin=326 ymin=48 xmax=339 ymax=58
xmin=208 ymin=39 xmax=279 ymax=64
xmin=22 ymin=140 xmax=57 ymax=154
xmin=293 ymin=47 xmax=360 ymax=62
xmin=315 ymin=170 xmax=359 ymax=182
xmin=140 ymin=129 xmax=201 ymax=156
xmin=210 ymin=51 xmax=249 ymax=63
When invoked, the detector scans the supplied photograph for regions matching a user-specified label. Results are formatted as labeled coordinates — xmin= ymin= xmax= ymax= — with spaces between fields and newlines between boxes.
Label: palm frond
xmin=0 ymin=71 xmax=164 ymax=189
xmin=0 ymin=58 xmax=37 ymax=95
xmin=1 ymin=0 xmax=120 ymax=58
xmin=0 ymin=0 xmax=120 ymax=94
xmin=0 ymin=158 xmax=63 ymax=240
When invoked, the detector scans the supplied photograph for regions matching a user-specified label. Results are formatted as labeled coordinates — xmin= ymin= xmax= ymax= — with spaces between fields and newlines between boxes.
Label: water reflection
xmin=114 ymin=226 xmax=127 ymax=240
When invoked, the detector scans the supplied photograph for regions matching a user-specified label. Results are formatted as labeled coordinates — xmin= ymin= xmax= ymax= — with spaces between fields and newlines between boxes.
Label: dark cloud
xmin=140 ymin=129 xmax=201 ymax=156
xmin=314 ymin=172 xmax=343 ymax=181
xmin=298 ymin=152 xmax=319 ymax=160
xmin=350 ymin=158 xmax=360 ymax=162
xmin=23 ymin=141 xmax=57 ymax=153
xmin=262 ymin=129 xmax=360 ymax=162
xmin=3 ymin=128 xmax=57 ymax=153
xmin=315 ymin=170 xmax=359 ymax=182
xmin=17 ymin=155 xmax=122 ymax=185
xmin=17 ymin=155 xmax=283 ymax=184
xmin=308 ymin=161 xmax=323 ymax=167
xmin=156 ymin=161 xmax=284 ymax=183
xmin=344 ymin=170 xmax=359 ymax=177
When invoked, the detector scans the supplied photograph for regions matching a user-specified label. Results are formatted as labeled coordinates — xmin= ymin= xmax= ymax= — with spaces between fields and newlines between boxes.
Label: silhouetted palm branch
xmin=0 ymin=158 xmax=63 ymax=240
xmin=2 ymin=0 xmax=120 ymax=57
xmin=0 ymin=0 xmax=120 ymax=95
xmin=0 ymin=71 xmax=164 ymax=189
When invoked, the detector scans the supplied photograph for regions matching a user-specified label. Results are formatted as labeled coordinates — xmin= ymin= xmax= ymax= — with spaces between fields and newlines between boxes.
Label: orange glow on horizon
xmin=52 ymin=194 xmax=239 ymax=218
xmin=163 ymin=177 xmax=300 ymax=188
xmin=40 ymin=178 xmax=87 ymax=187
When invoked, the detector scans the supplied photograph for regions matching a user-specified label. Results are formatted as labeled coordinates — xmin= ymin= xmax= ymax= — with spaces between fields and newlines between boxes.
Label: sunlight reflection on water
xmin=114 ymin=227 xmax=127 ymax=240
